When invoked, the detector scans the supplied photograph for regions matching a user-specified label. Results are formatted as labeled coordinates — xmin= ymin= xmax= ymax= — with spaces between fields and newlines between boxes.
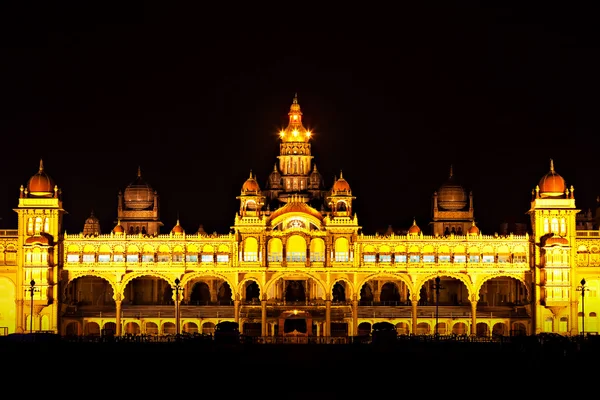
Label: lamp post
xmin=432 ymin=277 xmax=444 ymax=339
xmin=26 ymin=280 xmax=38 ymax=333
xmin=577 ymin=278 xmax=589 ymax=336
xmin=174 ymin=278 xmax=181 ymax=338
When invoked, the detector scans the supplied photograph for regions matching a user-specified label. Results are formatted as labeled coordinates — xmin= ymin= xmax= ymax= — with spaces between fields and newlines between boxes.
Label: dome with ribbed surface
xmin=408 ymin=219 xmax=421 ymax=235
xmin=27 ymin=159 xmax=55 ymax=196
xmin=242 ymin=171 xmax=261 ymax=193
xmin=113 ymin=220 xmax=124 ymax=234
xmin=437 ymin=166 xmax=467 ymax=211
xmin=468 ymin=221 xmax=480 ymax=235
xmin=538 ymin=159 xmax=565 ymax=198
xmin=124 ymin=167 xmax=154 ymax=210
xmin=171 ymin=219 xmax=184 ymax=235
xmin=332 ymin=171 xmax=351 ymax=193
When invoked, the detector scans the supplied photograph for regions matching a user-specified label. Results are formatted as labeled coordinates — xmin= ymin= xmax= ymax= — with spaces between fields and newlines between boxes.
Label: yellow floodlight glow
xmin=306 ymin=130 xmax=311 ymax=138
xmin=293 ymin=309 xmax=298 ymax=315
xmin=279 ymin=130 xmax=285 ymax=137
xmin=293 ymin=115 xmax=298 ymax=120
xmin=293 ymin=129 xmax=299 ymax=137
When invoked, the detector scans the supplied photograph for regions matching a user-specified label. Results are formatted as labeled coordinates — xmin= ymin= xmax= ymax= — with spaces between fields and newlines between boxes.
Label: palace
xmin=1 ymin=95 xmax=599 ymax=339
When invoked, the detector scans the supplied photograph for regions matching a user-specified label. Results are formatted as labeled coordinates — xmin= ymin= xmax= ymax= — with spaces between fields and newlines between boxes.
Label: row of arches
xmin=357 ymin=321 xmax=527 ymax=336
xmin=65 ymin=319 xmax=527 ymax=338
xmin=64 ymin=273 xmax=530 ymax=307
xmin=67 ymin=320 xmax=219 ymax=336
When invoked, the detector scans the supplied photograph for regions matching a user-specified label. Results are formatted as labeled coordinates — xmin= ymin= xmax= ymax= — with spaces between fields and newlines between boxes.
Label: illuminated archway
xmin=0 ymin=277 xmax=16 ymax=334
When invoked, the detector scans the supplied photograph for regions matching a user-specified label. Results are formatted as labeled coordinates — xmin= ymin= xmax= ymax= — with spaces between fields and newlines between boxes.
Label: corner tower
xmin=528 ymin=159 xmax=579 ymax=335
xmin=14 ymin=159 xmax=65 ymax=333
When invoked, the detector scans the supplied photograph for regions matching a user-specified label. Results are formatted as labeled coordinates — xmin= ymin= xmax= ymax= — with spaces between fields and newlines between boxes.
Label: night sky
xmin=0 ymin=3 xmax=598 ymax=236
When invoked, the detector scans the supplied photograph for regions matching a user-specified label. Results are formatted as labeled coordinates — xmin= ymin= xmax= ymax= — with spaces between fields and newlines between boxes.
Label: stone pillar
xmin=352 ymin=298 xmax=358 ymax=337
xmin=411 ymin=297 xmax=418 ymax=335
xmin=471 ymin=300 xmax=477 ymax=335
xmin=16 ymin=299 xmax=24 ymax=333
xmin=115 ymin=299 xmax=122 ymax=336
xmin=325 ymin=299 xmax=331 ymax=337
xmin=234 ymin=299 xmax=240 ymax=324
xmin=261 ymin=300 xmax=267 ymax=337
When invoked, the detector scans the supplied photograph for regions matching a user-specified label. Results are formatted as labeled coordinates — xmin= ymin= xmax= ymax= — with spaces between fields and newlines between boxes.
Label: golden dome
xmin=408 ymin=219 xmax=421 ymax=235
xmin=279 ymin=94 xmax=312 ymax=143
xmin=332 ymin=171 xmax=351 ymax=193
xmin=124 ymin=167 xmax=154 ymax=210
xmin=468 ymin=221 xmax=480 ymax=235
xmin=241 ymin=171 xmax=261 ymax=193
xmin=538 ymin=159 xmax=565 ymax=198
xmin=27 ymin=159 xmax=55 ymax=195
xmin=269 ymin=195 xmax=323 ymax=221
xmin=437 ymin=166 xmax=467 ymax=211
xmin=113 ymin=220 xmax=124 ymax=234
xmin=171 ymin=219 xmax=184 ymax=235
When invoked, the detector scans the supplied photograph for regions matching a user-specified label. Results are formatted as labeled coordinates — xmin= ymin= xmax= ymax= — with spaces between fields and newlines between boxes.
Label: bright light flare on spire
xmin=292 ymin=129 xmax=299 ymax=137
xmin=306 ymin=130 xmax=311 ymax=138
xmin=279 ymin=130 xmax=285 ymax=138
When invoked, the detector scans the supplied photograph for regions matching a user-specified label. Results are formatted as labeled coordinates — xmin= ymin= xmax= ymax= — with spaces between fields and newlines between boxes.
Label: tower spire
xmin=39 ymin=159 xmax=44 ymax=172
xmin=550 ymin=159 xmax=554 ymax=172
xmin=137 ymin=166 xmax=142 ymax=177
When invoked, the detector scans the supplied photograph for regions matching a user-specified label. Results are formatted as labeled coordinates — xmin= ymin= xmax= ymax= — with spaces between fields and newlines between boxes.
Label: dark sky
xmin=0 ymin=3 xmax=599 ymax=235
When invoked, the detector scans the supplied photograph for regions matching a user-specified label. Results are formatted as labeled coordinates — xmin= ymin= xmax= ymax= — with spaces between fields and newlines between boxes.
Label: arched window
xmin=551 ymin=218 xmax=559 ymax=234
xmin=34 ymin=217 xmax=43 ymax=234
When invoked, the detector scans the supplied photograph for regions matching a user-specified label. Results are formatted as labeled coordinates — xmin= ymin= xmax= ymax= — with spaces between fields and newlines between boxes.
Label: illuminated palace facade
xmin=1 ymin=95 xmax=600 ymax=339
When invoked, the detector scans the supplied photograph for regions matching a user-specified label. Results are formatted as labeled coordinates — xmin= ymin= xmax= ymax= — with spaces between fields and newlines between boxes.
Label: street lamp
xmin=432 ymin=276 xmax=444 ymax=339
xmin=577 ymin=278 xmax=589 ymax=336
xmin=26 ymin=280 xmax=39 ymax=333
xmin=174 ymin=278 xmax=181 ymax=338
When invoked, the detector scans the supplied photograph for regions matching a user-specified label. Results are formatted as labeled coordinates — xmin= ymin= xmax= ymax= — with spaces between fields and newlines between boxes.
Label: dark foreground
xmin=2 ymin=335 xmax=598 ymax=386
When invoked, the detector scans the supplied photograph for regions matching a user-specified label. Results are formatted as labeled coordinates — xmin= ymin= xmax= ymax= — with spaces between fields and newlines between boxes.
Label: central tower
xmin=265 ymin=94 xmax=325 ymax=207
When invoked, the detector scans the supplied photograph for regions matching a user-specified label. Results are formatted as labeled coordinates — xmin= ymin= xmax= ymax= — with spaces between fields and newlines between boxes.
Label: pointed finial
xmin=39 ymin=159 xmax=44 ymax=172
xmin=273 ymin=164 xmax=278 ymax=171
xmin=293 ymin=93 xmax=298 ymax=103
xmin=137 ymin=166 xmax=142 ymax=177
xmin=449 ymin=164 xmax=453 ymax=178
xmin=339 ymin=170 xmax=343 ymax=179
xmin=550 ymin=159 xmax=554 ymax=172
